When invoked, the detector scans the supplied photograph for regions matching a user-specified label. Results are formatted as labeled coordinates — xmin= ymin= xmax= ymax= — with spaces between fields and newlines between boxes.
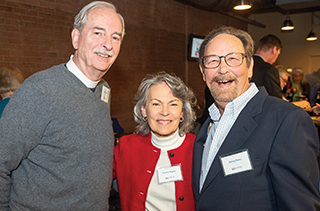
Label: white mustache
xmin=93 ymin=48 xmax=114 ymax=57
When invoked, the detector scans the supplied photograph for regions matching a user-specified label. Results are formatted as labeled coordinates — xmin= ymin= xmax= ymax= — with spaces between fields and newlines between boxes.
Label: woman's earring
xmin=180 ymin=116 xmax=184 ymax=122
xmin=143 ymin=116 xmax=147 ymax=122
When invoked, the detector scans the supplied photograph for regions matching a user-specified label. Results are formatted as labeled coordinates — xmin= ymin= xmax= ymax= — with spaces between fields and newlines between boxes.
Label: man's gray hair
xmin=73 ymin=1 xmax=125 ymax=40
xmin=275 ymin=65 xmax=289 ymax=78
xmin=133 ymin=72 xmax=197 ymax=137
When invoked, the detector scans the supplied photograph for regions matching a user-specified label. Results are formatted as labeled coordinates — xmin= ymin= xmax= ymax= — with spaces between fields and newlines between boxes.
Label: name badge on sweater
xmin=101 ymin=86 xmax=110 ymax=104
xmin=220 ymin=149 xmax=253 ymax=176
xmin=157 ymin=165 xmax=183 ymax=183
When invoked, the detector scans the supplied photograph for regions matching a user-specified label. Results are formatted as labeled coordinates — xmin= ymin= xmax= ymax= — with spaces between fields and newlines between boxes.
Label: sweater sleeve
xmin=0 ymin=79 xmax=51 ymax=210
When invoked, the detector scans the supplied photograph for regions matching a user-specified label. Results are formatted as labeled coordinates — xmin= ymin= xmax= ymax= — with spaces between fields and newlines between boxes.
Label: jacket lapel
xmin=199 ymin=87 xmax=267 ymax=196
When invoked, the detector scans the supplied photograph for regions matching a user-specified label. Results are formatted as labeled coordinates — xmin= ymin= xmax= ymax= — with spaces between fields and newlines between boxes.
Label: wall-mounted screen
xmin=188 ymin=34 xmax=205 ymax=61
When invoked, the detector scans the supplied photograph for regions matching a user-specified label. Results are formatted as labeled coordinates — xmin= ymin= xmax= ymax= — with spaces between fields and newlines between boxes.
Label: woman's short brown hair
xmin=0 ymin=67 xmax=24 ymax=94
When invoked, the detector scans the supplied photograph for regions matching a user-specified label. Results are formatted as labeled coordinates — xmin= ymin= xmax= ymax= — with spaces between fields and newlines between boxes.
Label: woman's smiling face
xmin=141 ymin=82 xmax=183 ymax=138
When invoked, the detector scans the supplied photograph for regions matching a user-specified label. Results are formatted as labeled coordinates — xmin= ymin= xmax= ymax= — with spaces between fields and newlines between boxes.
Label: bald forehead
xmin=86 ymin=7 xmax=123 ymax=35
xmin=88 ymin=7 xmax=119 ymax=21
xmin=205 ymin=34 xmax=245 ymax=55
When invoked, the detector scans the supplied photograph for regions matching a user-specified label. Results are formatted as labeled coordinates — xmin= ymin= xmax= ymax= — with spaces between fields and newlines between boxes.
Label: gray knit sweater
xmin=0 ymin=64 xmax=114 ymax=211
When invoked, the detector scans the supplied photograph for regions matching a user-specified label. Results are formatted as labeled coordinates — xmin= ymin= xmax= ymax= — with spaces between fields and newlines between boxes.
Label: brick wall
xmin=0 ymin=0 xmax=247 ymax=133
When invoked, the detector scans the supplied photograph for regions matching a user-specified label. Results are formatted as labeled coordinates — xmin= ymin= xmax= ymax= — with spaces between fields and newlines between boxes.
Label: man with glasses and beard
xmin=192 ymin=26 xmax=320 ymax=211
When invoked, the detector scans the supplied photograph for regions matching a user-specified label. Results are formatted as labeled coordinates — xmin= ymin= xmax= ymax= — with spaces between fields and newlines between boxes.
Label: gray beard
xmin=209 ymin=76 xmax=238 ymax=102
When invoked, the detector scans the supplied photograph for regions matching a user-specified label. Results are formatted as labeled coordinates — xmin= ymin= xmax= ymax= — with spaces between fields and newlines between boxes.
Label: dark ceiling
xmin=175 ymin=0 xmax=320 ymax=15
xmin=174 ymin=0 xmax=320 ymax=27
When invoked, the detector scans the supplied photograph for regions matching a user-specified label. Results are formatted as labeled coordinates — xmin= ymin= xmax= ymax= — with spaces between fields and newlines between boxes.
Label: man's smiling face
xmin=71 ymin=7 xmax=123 ymax=81
xmin=200 ymin=33 xmax=253 ymax=104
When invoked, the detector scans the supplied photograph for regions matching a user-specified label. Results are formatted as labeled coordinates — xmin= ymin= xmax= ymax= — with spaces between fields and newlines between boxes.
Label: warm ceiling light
xmin=306 ymin=12 xmax=317 ymax=41
xmin=281 ymin=15 xmax=294 ymax=31
xmin=306 ymin=30 xmax=317 ymax=41
xmin=234 ymin=0 xmax=252 ymax=10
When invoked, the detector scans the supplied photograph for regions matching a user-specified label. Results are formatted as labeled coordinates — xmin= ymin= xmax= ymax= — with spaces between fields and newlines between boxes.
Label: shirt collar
xmin=66 ymin=55 xmax=100 ymax=88
xmin=208 ymin=83 xmax=259 ymax=121
xmin=253 ymin=54 xmax=265 ymax=62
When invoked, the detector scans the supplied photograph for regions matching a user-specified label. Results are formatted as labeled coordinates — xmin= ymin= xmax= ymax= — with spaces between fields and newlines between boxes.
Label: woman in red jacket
xmin=113 ymin=72 xmax=197 ymax=211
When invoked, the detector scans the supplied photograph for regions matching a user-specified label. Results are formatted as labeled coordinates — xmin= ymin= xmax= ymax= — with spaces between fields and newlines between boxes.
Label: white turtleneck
xmin=145 ymin=130 xmax=185 ymax=211
xmin=66 ymin=55 xmax=100 ymax=89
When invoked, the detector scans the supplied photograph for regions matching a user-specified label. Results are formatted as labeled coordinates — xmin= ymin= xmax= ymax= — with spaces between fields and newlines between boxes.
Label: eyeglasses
xmin=280 ymin=76 xmax=288 ymax=83
xmin=202 ymin=52 xmax=246 ymax=69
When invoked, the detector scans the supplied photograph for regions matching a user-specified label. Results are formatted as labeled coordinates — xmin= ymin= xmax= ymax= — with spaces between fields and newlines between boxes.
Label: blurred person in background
xmin=250 ymin=34 xmax=283 ymax=98
xmin=276 ymin=65 xmax=320 ymax=114
xmin=275 ymin=65 xmax=290 ymax=98
xmin=0 ymin=67 xmax=24 ymax=117
xmin=286 ymin=67 xmax=310 ymax=103
xmin=113 ymin=72 xmax=197 ymax=211
xmin=306 ymin=68 xmax=320 ymax=106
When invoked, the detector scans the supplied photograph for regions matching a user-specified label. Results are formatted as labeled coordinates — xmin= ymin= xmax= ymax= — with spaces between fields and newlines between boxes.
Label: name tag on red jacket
xmin=157 ymin=165 xmax=183 ymax=183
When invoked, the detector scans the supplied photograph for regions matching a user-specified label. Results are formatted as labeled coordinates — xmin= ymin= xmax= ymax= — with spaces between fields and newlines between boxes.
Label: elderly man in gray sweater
xmin=0 ymin=1 xmax=125 ymax=210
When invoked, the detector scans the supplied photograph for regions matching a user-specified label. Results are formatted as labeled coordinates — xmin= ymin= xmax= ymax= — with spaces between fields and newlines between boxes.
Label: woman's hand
xmin=310 ymin=103 xmax=320 ymax=115
xmin=286 ymin=88 xmax=292 ymax=94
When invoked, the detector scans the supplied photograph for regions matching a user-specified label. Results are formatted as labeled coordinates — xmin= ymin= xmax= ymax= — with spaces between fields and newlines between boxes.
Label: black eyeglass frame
xmin=280 ymin=76 xmax=289 ymax=83
xmin=202 ymin=52 xmax=247 ymax=69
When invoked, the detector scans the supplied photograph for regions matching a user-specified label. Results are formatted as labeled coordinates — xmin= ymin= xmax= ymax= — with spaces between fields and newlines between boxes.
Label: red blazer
xmin=113 ymin=133 xmax=196 ymax=211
